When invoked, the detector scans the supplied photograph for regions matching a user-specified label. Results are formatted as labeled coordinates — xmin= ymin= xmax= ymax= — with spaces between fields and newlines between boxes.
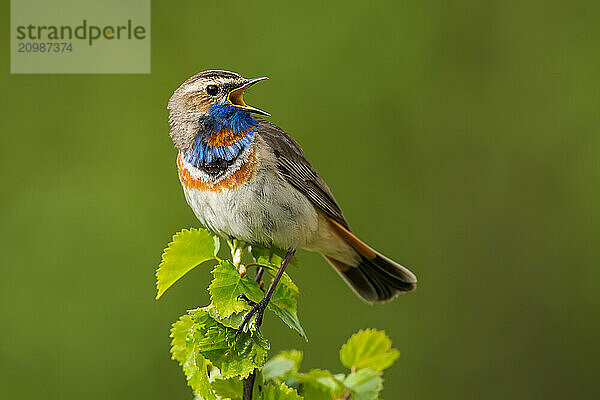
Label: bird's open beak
xmin=228 ymin=77 xmax=270 ymax=116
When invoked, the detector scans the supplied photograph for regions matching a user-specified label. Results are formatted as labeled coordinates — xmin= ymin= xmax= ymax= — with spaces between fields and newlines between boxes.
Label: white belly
xmin=183 ymin=179 xmax=319 ymax=249
xmin=180 ymin=154 xmax=319 ymax=250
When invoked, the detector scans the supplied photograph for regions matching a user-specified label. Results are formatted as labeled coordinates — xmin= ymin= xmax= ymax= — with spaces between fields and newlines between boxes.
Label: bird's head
xmin=168 ymin=70 xmax=269 ymax=151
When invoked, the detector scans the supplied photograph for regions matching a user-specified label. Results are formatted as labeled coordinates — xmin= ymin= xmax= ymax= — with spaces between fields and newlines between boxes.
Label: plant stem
xmin=242 ymin=264 xmax=266 ymax=400
xmin=243 ymin=371 xmax=256 ymax=400
xmin=255 ymin=266 xmax=264 ymax=284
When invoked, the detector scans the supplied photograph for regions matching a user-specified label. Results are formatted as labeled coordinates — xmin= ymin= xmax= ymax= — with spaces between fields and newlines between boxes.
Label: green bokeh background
xmin=1 ymin=1 xmax=599 ymax=399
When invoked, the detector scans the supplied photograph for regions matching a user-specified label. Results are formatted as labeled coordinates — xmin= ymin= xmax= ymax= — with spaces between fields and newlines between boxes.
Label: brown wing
xmin=256 ymin=118 xmax=350 ymax=229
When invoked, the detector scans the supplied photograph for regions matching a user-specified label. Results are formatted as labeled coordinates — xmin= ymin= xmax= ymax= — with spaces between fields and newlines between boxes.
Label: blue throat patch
xmin=184 ymin=104 xmax=258 ymax=165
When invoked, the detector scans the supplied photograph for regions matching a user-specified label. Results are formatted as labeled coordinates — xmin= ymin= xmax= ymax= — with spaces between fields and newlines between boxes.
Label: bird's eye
xmin=206 ymin=85 xmax=220 ymax=96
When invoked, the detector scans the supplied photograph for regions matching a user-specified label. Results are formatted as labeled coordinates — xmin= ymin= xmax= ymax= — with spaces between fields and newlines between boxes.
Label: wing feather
xmin=256 ymin=118 xmax=350 ymax=229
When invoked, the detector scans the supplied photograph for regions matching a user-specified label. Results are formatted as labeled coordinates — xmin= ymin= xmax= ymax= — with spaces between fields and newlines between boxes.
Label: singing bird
xmin=168 ymin=70 xmax=416 ymax=330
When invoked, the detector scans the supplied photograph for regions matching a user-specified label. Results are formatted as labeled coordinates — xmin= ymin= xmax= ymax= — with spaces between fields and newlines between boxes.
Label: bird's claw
xmin=235 ymin=298 xmax=268 ymax=337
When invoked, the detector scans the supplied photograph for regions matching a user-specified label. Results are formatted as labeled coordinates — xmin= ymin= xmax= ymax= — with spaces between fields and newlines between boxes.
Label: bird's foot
xmin=236 ymin=294 xmax=268 ymax=335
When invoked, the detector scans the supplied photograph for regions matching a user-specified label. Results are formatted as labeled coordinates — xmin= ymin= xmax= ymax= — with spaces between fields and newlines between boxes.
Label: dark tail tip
xmin=355 ymin=253 xmax=416 ymax=302
xmin=327 ymin=253 xmax=417 ymax=303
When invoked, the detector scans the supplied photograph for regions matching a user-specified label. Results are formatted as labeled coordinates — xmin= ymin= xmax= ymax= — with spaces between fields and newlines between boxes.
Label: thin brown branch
xmin=242 ymin=266 xmax=265 ymax=400
xmin=242 ymin=371 xmax=256 ymax=400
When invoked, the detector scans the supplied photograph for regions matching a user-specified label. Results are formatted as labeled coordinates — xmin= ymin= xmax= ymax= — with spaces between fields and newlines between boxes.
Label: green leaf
xmin=246 ymin=246 xmax=306 ymax=338
xmin=191 ymin=353 xmax=216 ymax=400
xmin=156 ymin=228 xmax=220 ymax=299
xmin=343 ymin=369 xmax=383 ymax=400
xmin=296 ymin=369 xmax=341 ymax=399
xmin=301 ymin=382 xmax=333 ymax=400
xmin=339 ymin=329 xmax=399 ymax=371
xmin=278 ymin=350 xmax=303 ymax=372
xmin=261 ymin=264 xmax=299 ymax=295
xmin=208 ymin=255 xmax=306 ymax=338
xmin=211 ymin=377 xmax=243 ymax=399
xmin=261 ymin=381 xmax=303 ymax=400
xmin=251 ymin=246 xmax=299 ymax=270
xmin=208 ymin=261 xmax=265 ymax=319
xmin=252 ymin=254 xmax=302 ymax=332
xmin=189 ymin=308 xmax=270 ymax=379
xmin=171 ymin=314 xmax=194 ymax=365
xmin=219 ymin=332 xmax=270 ymax=379
xmin=204 ymin=304 xmax=246 ymax=330
xmin=253 ymin=371 xmax=265 ymax=400
xmin=250 ymin=246 xmax=300 ymax=293
xmin=263 ymin=357 xmax=295 ymax=380
xmin=263 ymin=350 xmax=303 ymax=380
xmin=268 ymin=283 xmax=306 ymax=340
xmin=170 ymin=314 xmax=216 ymax=399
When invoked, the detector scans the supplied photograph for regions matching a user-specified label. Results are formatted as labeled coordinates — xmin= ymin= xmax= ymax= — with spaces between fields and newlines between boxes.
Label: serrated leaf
xmin=263 ymin=350 xmax=303 ymax=380
xmin=171 ymin=314 xmax=194 ymax=364
xmin=261 ymin=264 xmax=299 ymax=295
xmin=189 ymin=308 xmax=270 ymax=379
xmin=209 ymin=261 xmax=265 ymax=319
xmin=261 ymin=381 xmax=303 ymax=400
xmin=156 ymin=228 xmax=220 ymax=299
xmin=343 ymin=369 xmax=382 ymax=400
xmin=296 ymin=369 xmax=341 ymax=399
xmin=246 ymin=246 xmax=306 ymax=338
xmin=208 ymin=256 xmax=306 ymax=338
xmin=204 ymin=304 xmax=246 ymax=330
xmin=170 ymin=314 xmax=216 ymax=399
xmin=251 ymin=246 xmax=299 ymax=269
xmin=191 ymin=353 xmax=216 ymax=400
xmin=218 ymin=333 xmax=270 ymax=379
xmin=253 ymin=370 xmax=265 ymax=400
xmin=211 ymin=377 xmax=242 ymax=399
xmin=268 ymin=283 xmax=306 ymax=340
xmin=339 ymin=329 xmax=399 ymax=371
xmin=301 ymin=382 xmax=333 ymax=400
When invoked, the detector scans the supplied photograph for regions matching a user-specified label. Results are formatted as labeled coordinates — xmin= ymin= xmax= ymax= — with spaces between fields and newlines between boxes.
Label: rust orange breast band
xmin=206 ymin=129 xmax=251 ymax=147
xmin=177 ymin=150 xmax=257 ymax=193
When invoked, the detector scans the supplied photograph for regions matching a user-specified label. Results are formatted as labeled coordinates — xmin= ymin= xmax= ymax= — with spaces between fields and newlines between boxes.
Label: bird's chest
xmin=177 ymin=144 xmax=318 ymax=248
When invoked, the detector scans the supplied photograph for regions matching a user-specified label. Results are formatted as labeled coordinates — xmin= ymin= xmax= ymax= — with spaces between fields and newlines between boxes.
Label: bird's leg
xmin=236 ymin=248 xmax=296 ymax=335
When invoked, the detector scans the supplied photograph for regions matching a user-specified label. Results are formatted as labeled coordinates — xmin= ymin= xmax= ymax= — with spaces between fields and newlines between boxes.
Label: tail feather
xmin=325 ymin=219 xmax=417 ymax=303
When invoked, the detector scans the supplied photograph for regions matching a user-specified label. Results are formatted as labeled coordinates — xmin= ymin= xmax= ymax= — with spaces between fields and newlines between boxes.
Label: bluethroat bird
xmin=168 ymin=70 xmax=417 ymax=331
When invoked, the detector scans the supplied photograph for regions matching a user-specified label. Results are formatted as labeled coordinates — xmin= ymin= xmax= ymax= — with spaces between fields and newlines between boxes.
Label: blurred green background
xmin=1 ymin=0 xmax=599 ymax=399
